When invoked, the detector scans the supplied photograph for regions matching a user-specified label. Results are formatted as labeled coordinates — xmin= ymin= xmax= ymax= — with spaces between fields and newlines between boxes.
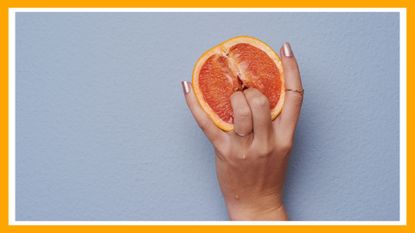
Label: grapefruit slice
xmin=192 ymin=36 xmax=285 ymax=131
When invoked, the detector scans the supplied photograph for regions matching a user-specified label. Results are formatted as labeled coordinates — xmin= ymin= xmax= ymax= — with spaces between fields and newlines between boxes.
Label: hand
xmin=182 ymin=42 xmax=303 ymax=220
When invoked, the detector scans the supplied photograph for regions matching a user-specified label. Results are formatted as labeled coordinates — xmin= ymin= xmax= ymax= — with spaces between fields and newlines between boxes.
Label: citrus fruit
xmin=192 ymin=36 xmax=285 ymax=131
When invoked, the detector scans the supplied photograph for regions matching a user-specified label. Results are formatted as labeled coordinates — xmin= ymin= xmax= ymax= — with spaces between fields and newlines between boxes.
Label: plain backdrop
xmin=15 ymin=12 xmax=400 ymax=221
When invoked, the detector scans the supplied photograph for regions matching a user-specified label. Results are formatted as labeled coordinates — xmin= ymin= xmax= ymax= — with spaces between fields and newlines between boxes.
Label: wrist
xmin=225 ymin=195 xmax=287 ymax=221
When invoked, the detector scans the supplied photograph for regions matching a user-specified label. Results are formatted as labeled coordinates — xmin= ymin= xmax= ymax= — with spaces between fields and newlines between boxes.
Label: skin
xmin=182 ymin=43 xmax=303 ymax=220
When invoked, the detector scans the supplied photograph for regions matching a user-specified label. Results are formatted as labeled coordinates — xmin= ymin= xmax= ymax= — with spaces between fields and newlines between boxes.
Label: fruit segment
xmin=192 ymin=36 xmax=285 ymax=131
xmin=198 ymin=43 xmax=282 ymax=124
xmin=228 ymin=43 xmax=282 ymax=109
xmin=198 ymin=55 xmax=239 ymax=123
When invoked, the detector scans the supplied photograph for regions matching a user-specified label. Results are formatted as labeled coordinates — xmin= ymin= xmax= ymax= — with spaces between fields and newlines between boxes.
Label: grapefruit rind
xmin=192 ymin=36 xmax=285 ymax=132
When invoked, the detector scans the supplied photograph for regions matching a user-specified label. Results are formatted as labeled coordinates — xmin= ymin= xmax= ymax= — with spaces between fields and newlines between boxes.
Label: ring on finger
xmin=285 ymin=88 xmax=304 ymax=96
xmin=234 ymin=131 xmax=252 ymax=137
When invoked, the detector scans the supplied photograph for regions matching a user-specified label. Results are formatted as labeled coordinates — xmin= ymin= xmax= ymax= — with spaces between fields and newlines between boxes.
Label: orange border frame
xmin=0 ymin=1 xmax=412 ymax=232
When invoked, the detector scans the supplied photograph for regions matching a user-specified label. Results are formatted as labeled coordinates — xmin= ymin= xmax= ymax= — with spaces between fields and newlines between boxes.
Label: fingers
xmin=230 ymin=91 xmax=253 ymax=137
xmin=181 ymin=81 xmax=227 ymax=146
xmin=277 ymin=42 xmax=304 ymax=133
xmin=244 ymin=88 xmax=273 ymax=144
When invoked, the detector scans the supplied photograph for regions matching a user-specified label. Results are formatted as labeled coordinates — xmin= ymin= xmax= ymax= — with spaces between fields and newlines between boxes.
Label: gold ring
xmin=235 ymin=131 xmax=252 ymax=137
xmin=285 ymin=88 xmax=304 ymax=96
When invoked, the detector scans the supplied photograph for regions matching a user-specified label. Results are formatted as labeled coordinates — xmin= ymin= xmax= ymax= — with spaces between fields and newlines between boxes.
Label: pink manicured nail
xmin=181 ymin=81 xmax=191 ymax=94
xmin=283 ymin=42 xmax=293 ymax=57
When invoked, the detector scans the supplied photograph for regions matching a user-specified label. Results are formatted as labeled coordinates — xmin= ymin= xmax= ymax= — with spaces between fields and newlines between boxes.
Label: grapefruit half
xmin=192 ymin=36 xmax=285 ymax=131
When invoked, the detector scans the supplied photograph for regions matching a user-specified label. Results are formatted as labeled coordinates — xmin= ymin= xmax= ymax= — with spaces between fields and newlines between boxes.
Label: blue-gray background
xmin=15 ymin=12 xmax=400 ymax=221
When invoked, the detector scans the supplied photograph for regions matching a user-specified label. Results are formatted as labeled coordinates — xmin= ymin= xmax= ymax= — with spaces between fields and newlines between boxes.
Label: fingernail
xmin=283 ymin=42 xmax=293 ymax=57
xmin=181 ymin=81 xmax=191 ymax=94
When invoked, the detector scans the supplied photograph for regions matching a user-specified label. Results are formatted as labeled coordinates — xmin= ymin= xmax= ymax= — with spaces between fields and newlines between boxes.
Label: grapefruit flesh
xmin=192 ymin=36 xmax=285 ymax=131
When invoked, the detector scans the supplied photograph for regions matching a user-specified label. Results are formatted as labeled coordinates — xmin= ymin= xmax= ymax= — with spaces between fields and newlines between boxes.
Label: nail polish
xmin=181 ymin=81 xmax=191 ymax=94
xmin=283 ymin=42 xmax=293 ymax=57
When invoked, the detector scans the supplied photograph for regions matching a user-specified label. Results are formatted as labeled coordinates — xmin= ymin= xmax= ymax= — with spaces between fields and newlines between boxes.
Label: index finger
xmin=181 ymin=81 xmax=228 ymax=147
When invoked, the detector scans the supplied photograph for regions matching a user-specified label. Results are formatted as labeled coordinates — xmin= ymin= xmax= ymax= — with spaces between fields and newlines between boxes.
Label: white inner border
xmin=8 ymin=8 xmax=407 ymax=226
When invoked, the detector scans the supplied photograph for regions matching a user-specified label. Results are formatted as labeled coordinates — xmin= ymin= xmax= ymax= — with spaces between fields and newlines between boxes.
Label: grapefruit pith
xmin=192 ymin=36 xmax=285 ymax=131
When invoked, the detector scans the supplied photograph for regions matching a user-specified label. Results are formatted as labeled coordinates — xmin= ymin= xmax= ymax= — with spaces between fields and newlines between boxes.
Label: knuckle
xmin=215 ymin=144 xmax=231 ymax=160
xmin=226 ymin=153 xmax=245 ymax=167
xmin=230 ymin=153 xmax=246 ymax=162
xmin=198 ymin=119 xmax=210 ymax=132
xmin=291 ymin=92 xmax=304 ymax=103
xmin=224 ymin=147 xmax=251 ymax=164
xmin=257 ymin=146 xmax=273 ymax=157
xmin=278 ymin=139 xmax=293 ymax=153
xmin=252 ymin=140 xmax=274 ymax=157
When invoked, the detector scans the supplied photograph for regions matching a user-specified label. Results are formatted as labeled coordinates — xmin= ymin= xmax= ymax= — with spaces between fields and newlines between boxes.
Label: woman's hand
xmin=182 ymin=42 xmax=303 ymax=220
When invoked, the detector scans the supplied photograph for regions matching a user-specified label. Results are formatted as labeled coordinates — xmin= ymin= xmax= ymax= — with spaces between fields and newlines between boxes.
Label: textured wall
xmin=15 ymin=12 xmax=400 ymax=221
